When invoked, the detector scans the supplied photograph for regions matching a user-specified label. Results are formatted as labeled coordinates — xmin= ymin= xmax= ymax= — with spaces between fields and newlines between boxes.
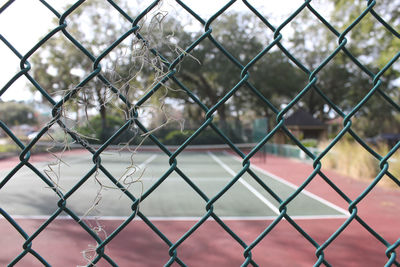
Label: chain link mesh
xmin=1 ymin=0 xmax=399 ymax=266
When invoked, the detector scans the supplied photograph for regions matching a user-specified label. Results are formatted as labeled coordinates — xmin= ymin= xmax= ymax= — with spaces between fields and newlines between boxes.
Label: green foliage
xmin=173 ymin=13 xmax=303 ymax=119
xmin=333 ymin=0 xmax=399 ymax=70
xmin=29 ymin=0 xmax=400 ymax=145
xmin=288 ymin=2 xmax=400 ymax=139
xmin=319 ymin=139 xmax=400 ymax=188
xmin=0 ymin=101 xmax=37 ymax=126
xmin=162 ymin=128 xmax=226 ymax=145
xmin=162 ymin=130 xmax=192 ymax=145
xmin=192 ymin=129 xmax=226 ymax=145
xmin=77 ymin=113 xmax=129 ymax=144
xmin=301 ymin=139 xmax=318 ymax=148
xmin=0 ymin=143 xmax=19 ymax=153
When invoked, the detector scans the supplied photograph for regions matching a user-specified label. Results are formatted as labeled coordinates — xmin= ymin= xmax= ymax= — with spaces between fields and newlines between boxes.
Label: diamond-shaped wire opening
xmin=138 ymin=172 xmax=207 ymax=217
xmin=175 ymin=0 xmax=235 ymax=22
xmin=64 ymin=168 xmax=139 ymax=217
xmin=53 ymin=79 xmax=136 ymax=146
xmin=321 ymin=220 xmax=395 ymax=266
xmin=62 ymin=1 xmax=133 ymax=53
xmin=355 ymin=181 xmax=400 ymax=236
xmin=25 ymin=219 xmax=102 ymax=266
xmin=335 ymin=2 xmax=400 ymax=69
xmin=380 ymin=147 xmax=400 ymax=188
xmin=213 ymin=172 xmax=279 ymax=217
xmin=309 ymin=51 xmax=376 ymax=114
xmin=135 ymin=11 xmax=202 ymax=64
xmin=0 ymin=164 xmax=61 ymax=215
xmin=206 ymin=11 xmax=274 ymax=61
xmin=0 ymin=217 xmax=33 ymax=264
xmin=26 ymin=148 xmax=93 ymax=194
xmin=274 ymin=5 xmax=340 ymax=70
xmin=0 ymin=101 xmax=42 ymax=145
xmin=318 ymin=132 xmax=383 ymax=196
xmin=245 ymin=48 xmax=308 ymax=105
xmin=102 ymin=218 xmax=173 ymax=265
xmin=29 ymin=33 xmax=93 ymax=99
xmin=1 ymin=73 xmax=36 ymax=103
xmin=351 ymin=89 xmax=400 ymax=141
xmin=173 ymin=220 xmax=246 ymax=265
xmin=0 ymin=38 xmax=24 ymax=91
xmin=0 ymin=1 xmax=55 ymax=55
xmin=248 ymin=219 xmax=320 ymax=265
xmin=175 ymin=37 xmax=246 ymax=98
xmin=172 ymin=63 xmax=254 ymax=145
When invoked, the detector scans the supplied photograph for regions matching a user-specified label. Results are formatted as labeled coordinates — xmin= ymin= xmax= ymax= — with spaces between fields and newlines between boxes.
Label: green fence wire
xmin=0 ymin=0 xmax=399 ymax=266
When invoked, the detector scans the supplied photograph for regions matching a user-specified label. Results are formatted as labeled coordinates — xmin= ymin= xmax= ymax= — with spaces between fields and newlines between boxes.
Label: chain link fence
xmin=1 ymin=0 xmax=399 ymax=266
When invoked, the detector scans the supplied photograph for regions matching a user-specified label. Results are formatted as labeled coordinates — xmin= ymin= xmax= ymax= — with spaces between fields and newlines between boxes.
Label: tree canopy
xmin=29 ymin=1 xmax=400 ymax=143
xmin=0 ymin=101 xmax=37 ymax=127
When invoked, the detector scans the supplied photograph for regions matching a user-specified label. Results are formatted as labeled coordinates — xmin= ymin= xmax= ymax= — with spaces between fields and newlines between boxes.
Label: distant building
xmin=274 ymin=109 xmax=327 ymax=143
xmin=369 ymin=133 xmax=400 ymax=147
xmin=326 ymin=116 xmax=343 ymax=137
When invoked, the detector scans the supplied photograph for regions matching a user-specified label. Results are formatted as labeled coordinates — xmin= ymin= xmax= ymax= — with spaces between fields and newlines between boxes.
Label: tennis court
xmin=1 ymin=147 xmax=400 ymax=266
xmin=0 ymin=147 xmax=348 ymax=220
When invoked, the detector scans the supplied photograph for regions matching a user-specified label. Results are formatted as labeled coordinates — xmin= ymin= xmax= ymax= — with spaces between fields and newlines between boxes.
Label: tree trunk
xmin=218 ymin=105 xmax=228 ymax=135
xmin=99 ymin=104 xmax=107 ymax=142
xmin=96 ymin=87 xmax=108 ymax=143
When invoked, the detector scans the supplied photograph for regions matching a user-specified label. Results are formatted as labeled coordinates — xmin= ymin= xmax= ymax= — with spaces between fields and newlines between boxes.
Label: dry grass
xmin=319 ymin=140 xmax=400 ymax=189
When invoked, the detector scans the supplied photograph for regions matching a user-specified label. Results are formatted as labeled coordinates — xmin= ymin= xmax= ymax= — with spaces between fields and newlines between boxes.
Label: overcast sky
xmin=0 ymin=0 xmax=306 ymax=102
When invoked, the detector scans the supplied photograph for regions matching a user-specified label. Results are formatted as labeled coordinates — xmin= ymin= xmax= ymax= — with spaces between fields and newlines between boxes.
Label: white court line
xmin=227 ymin=152 xmax=350 ymax=216
xmin=0 ymin=156 xmax=91 ymax=177
xmin=115 ymin=154 xmax=158 ymax=184
xmin=2 ymin=153 xmax=350 ymax=220
xmin=5 ymin=214 xmax=348 ymax=221
xmin=208 ymin=152 xmax=280 ymax=215
xmin=137 ymin=154 xmax=158 ymax=171
xmin=139 ymin=177 xmax=231 ymax=181
xmin=1 ymin=154 xmax=159 ymax=180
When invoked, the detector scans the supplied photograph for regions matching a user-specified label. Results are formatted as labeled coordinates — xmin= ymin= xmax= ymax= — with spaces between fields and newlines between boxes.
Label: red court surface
xmin=1 ymin=218 xmax=398 ymax=266
xmin=1 ymin=152 xmax=399 ymax=266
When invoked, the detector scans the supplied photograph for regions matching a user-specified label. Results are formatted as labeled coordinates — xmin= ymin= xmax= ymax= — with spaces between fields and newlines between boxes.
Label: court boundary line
xmin=226 ymin=152 xmax=350 ymax=216
xmin=1 ymin=151 xmax=349 ymax=220
xmin=208 ymin=152 xmax=280 ymax=215
xmin=0 ymin=154 xmax=159 ymax=181
xmin=4 ymin=214 xmax=349 ymax=221
xmin=0 ymin=156 xmax=96 ymax=178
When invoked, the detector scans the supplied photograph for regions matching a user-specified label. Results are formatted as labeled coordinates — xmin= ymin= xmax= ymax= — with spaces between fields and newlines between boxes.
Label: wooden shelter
xmin=274 ymin=109 xmax=327 ymax=143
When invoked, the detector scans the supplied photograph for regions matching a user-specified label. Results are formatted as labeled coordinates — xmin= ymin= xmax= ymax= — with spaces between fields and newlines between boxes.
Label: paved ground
xmin=0 ymin=150 xmax=399 ymax=266
xmin=0 ymin=151 xmax=345 ymax=218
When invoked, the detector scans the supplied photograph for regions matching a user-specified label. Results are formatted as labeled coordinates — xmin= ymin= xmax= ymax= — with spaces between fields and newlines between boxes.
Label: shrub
xmin=0 ymin=143 xmax=19 ymax=153
xmin=161 ymin=128 xmax=225 ymax=145
xmin=77 ymin=114 xmax=136 ymax=144
xmin=320 ymin=140 xmax=377 ymax=180
xmin=301 ymin=139 xmax=318 ymax=148
xmin=163 ymin=130 xmax=193 ymax=145
xmin=320 ymin=140 xmax=400 ymax=188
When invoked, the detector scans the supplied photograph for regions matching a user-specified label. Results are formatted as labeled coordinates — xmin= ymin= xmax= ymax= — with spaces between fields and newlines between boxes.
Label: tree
xmin=330 ymin=0 xmax=400 ymax=136
xmin=30 ymin=1 xmax=193 ymax=143
xmin=29 ymin=2 xmax=314 ymax=144
xmin=161 ymin=13 xmax=304 ymax=139
xmin=273 ymin=1 xmax=397 ymax=143
xmin=30 ymin=1 xmax=137 ymax=142
xmin=0 ymin=101 xmax=37 ymax=126
xmin=333 ymin=0 xmax=399 ymax=70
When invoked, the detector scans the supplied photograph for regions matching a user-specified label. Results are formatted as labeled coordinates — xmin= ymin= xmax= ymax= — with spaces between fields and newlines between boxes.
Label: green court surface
xmin=0 ymin=150 xmax=348 ymax=219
